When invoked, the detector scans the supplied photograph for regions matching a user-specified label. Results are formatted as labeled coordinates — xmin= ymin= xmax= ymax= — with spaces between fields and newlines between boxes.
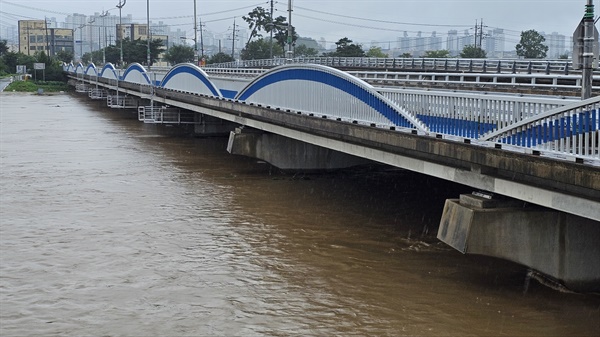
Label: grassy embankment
xmin=4 ymin=80 xmax=70 ymax=93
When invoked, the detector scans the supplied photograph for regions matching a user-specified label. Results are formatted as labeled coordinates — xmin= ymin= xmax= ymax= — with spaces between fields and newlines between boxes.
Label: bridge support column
xmin=227 ymin=127 xmax=372 ymax=171
xmin=438 ymin=194 xmax=600 ymax=292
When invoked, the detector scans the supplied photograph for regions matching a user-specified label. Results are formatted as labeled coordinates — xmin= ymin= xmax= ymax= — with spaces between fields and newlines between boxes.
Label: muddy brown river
xmin=1 ymin=92 xmax=598 ymax=336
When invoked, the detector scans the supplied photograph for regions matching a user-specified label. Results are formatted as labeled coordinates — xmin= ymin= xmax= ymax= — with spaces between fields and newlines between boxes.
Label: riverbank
xmin=2 ymin=79 xmax=70 ymax=93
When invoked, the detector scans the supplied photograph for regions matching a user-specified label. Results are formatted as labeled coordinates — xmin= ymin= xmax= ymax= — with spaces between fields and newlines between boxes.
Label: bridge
xmin=63 ymin=60 xmax=600 ymax=291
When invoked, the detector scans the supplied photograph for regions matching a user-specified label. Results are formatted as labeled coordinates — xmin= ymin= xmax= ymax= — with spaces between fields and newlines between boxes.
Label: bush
xmin=5 ymin=80 xmax=70 ymax=92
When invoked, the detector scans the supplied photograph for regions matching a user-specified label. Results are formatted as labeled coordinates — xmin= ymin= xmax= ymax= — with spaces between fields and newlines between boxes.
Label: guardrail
xmin=482 ymin=96 xmax=600 ymax=160
xmin=204 ymin=57 xmax=587 ymax=75
xmin=379 ymin=88 xmax=578 ymax=138
xmin=351 ymin=71 xmax=599 ymax=92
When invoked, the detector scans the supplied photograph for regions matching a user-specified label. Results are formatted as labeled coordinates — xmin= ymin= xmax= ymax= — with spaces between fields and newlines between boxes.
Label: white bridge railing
xmin=204 ymin=57 xmax=584 ymax=75
xmin=379 ymin=88 xmax=578 ymax=138
xmin=482 ymin=96 xmax=600 ymax=160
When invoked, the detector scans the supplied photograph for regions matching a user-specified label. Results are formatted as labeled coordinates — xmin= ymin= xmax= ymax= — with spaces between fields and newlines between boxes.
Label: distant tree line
xmin=235 ymin=7 xmax=552 ymax=62
xmin=0 ymin=40 xmax=66 ymax=81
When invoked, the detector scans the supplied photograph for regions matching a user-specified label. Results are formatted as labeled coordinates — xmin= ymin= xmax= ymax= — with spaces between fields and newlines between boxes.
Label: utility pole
xmin=89 ymin=17 xmax=95 ymax=63
xmin=101 ymin=11 xmax=109 ymax=64
xmin=479 ymin=19 xmax=484 ymax=49
xmin=146 ymin=0 xmax=151 ymax=67
xmin=474 ymin=20 xmax=478 ymax=48
xmin=199 ymin=18 xmax=205 ymax=60
xmin=193 ymin=0 xmax=198 ymax=64
xmin=44 ymin=17 xmax=49 ymax=57
xmin=116 ymin=0 xmax=126 ymax=66
xmin=582 ymin=0 xmax=595 ymax=99
xmin=269 ymin=0 xmax=274 ymax=59
xmin=231 ymin=17 xmax=237 ymax=59
xmin=286 ymin=0 xmax=293 ymax=60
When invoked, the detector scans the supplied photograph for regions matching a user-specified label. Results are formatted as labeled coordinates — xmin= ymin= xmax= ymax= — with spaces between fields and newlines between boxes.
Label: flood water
xmin=1 ymin=92 xmax=599 ymax=336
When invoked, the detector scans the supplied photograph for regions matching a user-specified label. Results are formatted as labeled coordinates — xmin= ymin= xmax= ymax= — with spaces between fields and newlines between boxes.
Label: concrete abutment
xmin=438 ymin=194 xmax=600 ymax=292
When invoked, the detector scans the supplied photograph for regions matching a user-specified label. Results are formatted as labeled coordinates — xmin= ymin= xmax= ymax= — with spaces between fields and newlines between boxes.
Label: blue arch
xmin=74 ymin=63 xmax=84 ymax=74
xmin=235 ymin=65 xmax=426 ymax=130
xmin=122 ymin=62 xmax=151 ymax=85
xmin=100 ymin=63 xmax=119 ymax=80
xmin=160 ymin=63 xmax=222 ymax=97
xmin=84 ymin=63 xmax=98 ymax=76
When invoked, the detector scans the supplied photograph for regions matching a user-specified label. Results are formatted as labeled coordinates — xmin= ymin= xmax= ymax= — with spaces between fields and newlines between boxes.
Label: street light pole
xmin=582 ymin=0 xmax=595 ymax=99
xmin=89 ymin=17 xmax=95 ymax=63
xmin=194 ymin=0 xmax=198 ymax=65
xmin=286 ymin=0 xmax=293 ymax=60
xmin=199 ymin=18 xmax=204 ymax=61
xmin=116 ymin=0 xmax=126 ymax=67
xmin=269 ymin=0 xmax=274 ymax=59
xmin=147 ymin=0 xmax=151 ymax=67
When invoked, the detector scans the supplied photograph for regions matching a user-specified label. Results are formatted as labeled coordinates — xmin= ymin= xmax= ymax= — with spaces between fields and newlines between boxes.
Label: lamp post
xmin=286 ymin=0 xmax=293 ymax=60
xmin=116 ymin=0 xmax=126 ymax=67
xmin=269 ymin=0 xmax=274 ymax=59
xmin=75 ymin=24 xmax=85 ymax=61
xmin=582 ymin=0 xmax=595 ymax=99
xmin=147 ymin=0 xmax=151 ymax=67
xmin=193 ymin=0 xmax=198 ymax=65
xmin=88 ymin=17 xmax=95 ymax=63
xmin=100 ymin=10 xmax=115 ymax=64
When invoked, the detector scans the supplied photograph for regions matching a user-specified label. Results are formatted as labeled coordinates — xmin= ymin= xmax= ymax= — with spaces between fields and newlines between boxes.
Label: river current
xmin=1 ymin=92 xmax=598 ymax=336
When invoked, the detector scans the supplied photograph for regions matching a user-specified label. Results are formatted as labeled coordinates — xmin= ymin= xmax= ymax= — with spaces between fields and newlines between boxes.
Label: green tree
xmin=242 ymin=6 xmax=297 ymax=50
xmin=324 ymin=38 xmax=365 ymax=57
xmin=55 ymin=50 xmax=74 ymax=63
xmin=366 ymin=46 xmax=388 ymax=58
xmin=515 ymin=29 xmax=548 ymax=59
xmin=164 ymin=44 xmax=195 ymax=65
xmin=0 ymin=58 xmax=7 ymax=75
xmin=243 ymin=7 xmax=272 ymax=42
xmin=103 ymin=45 xmax=121 ymax=64
xmin=424 ymin=50 xmax=450 ymax=58
xmin=81 ymin=52 xmax=92 ymax=64
xmin=294 ymin=44 xmax=319 ymax=57
xmin=399 ymin=52 xmax=412 ymax=58
xmin=207 ymin=52 xmax=235 ymax=64
xmin=116 ymin=38 xmax=164 ymax=66
xmin=460 ymin=45 xmax=487 ymax=58
xmin=241 ymin=38 xmax=284 ymax=60
xmin=0 ymin=40 xmax=8 ymax=56
xmin=559 ymin=53 xmax=569 ymax=59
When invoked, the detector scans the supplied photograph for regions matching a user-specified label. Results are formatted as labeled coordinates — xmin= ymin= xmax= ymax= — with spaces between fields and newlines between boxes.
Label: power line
xmin=2 ymin=1 xmax=71 ymax=16
xmin=294 ymin=12 xmax=458 ymax=35
xmin=295 ymin=5 xmax=472 ymax=28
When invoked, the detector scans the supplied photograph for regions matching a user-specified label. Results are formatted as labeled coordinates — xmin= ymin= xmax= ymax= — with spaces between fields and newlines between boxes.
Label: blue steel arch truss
xmin=122 ymin=63 xmax=152 ymax=85
xmin=99 ymin=63 xmax=119 ymax=80
xmin=235 ymin=64 xmax=427 ymax=131
xmin=160 ymin=63 xmax=222 ymax=97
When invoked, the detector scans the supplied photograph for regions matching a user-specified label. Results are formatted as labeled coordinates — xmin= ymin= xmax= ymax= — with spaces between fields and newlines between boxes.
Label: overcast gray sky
xmin=1 ymin=0 xmax=595 ymax=47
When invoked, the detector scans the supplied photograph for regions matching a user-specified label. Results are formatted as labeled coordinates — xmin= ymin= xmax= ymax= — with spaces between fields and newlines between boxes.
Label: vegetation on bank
xmin=5 ymin=80 xmax=70 ymax=93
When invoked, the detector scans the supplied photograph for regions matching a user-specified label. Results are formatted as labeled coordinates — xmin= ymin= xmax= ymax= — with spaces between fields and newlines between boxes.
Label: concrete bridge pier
xmin=227 ymin=127 xmax=372 ymax=171
xmin=438 ymin=194 xmax=600 ymax=292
